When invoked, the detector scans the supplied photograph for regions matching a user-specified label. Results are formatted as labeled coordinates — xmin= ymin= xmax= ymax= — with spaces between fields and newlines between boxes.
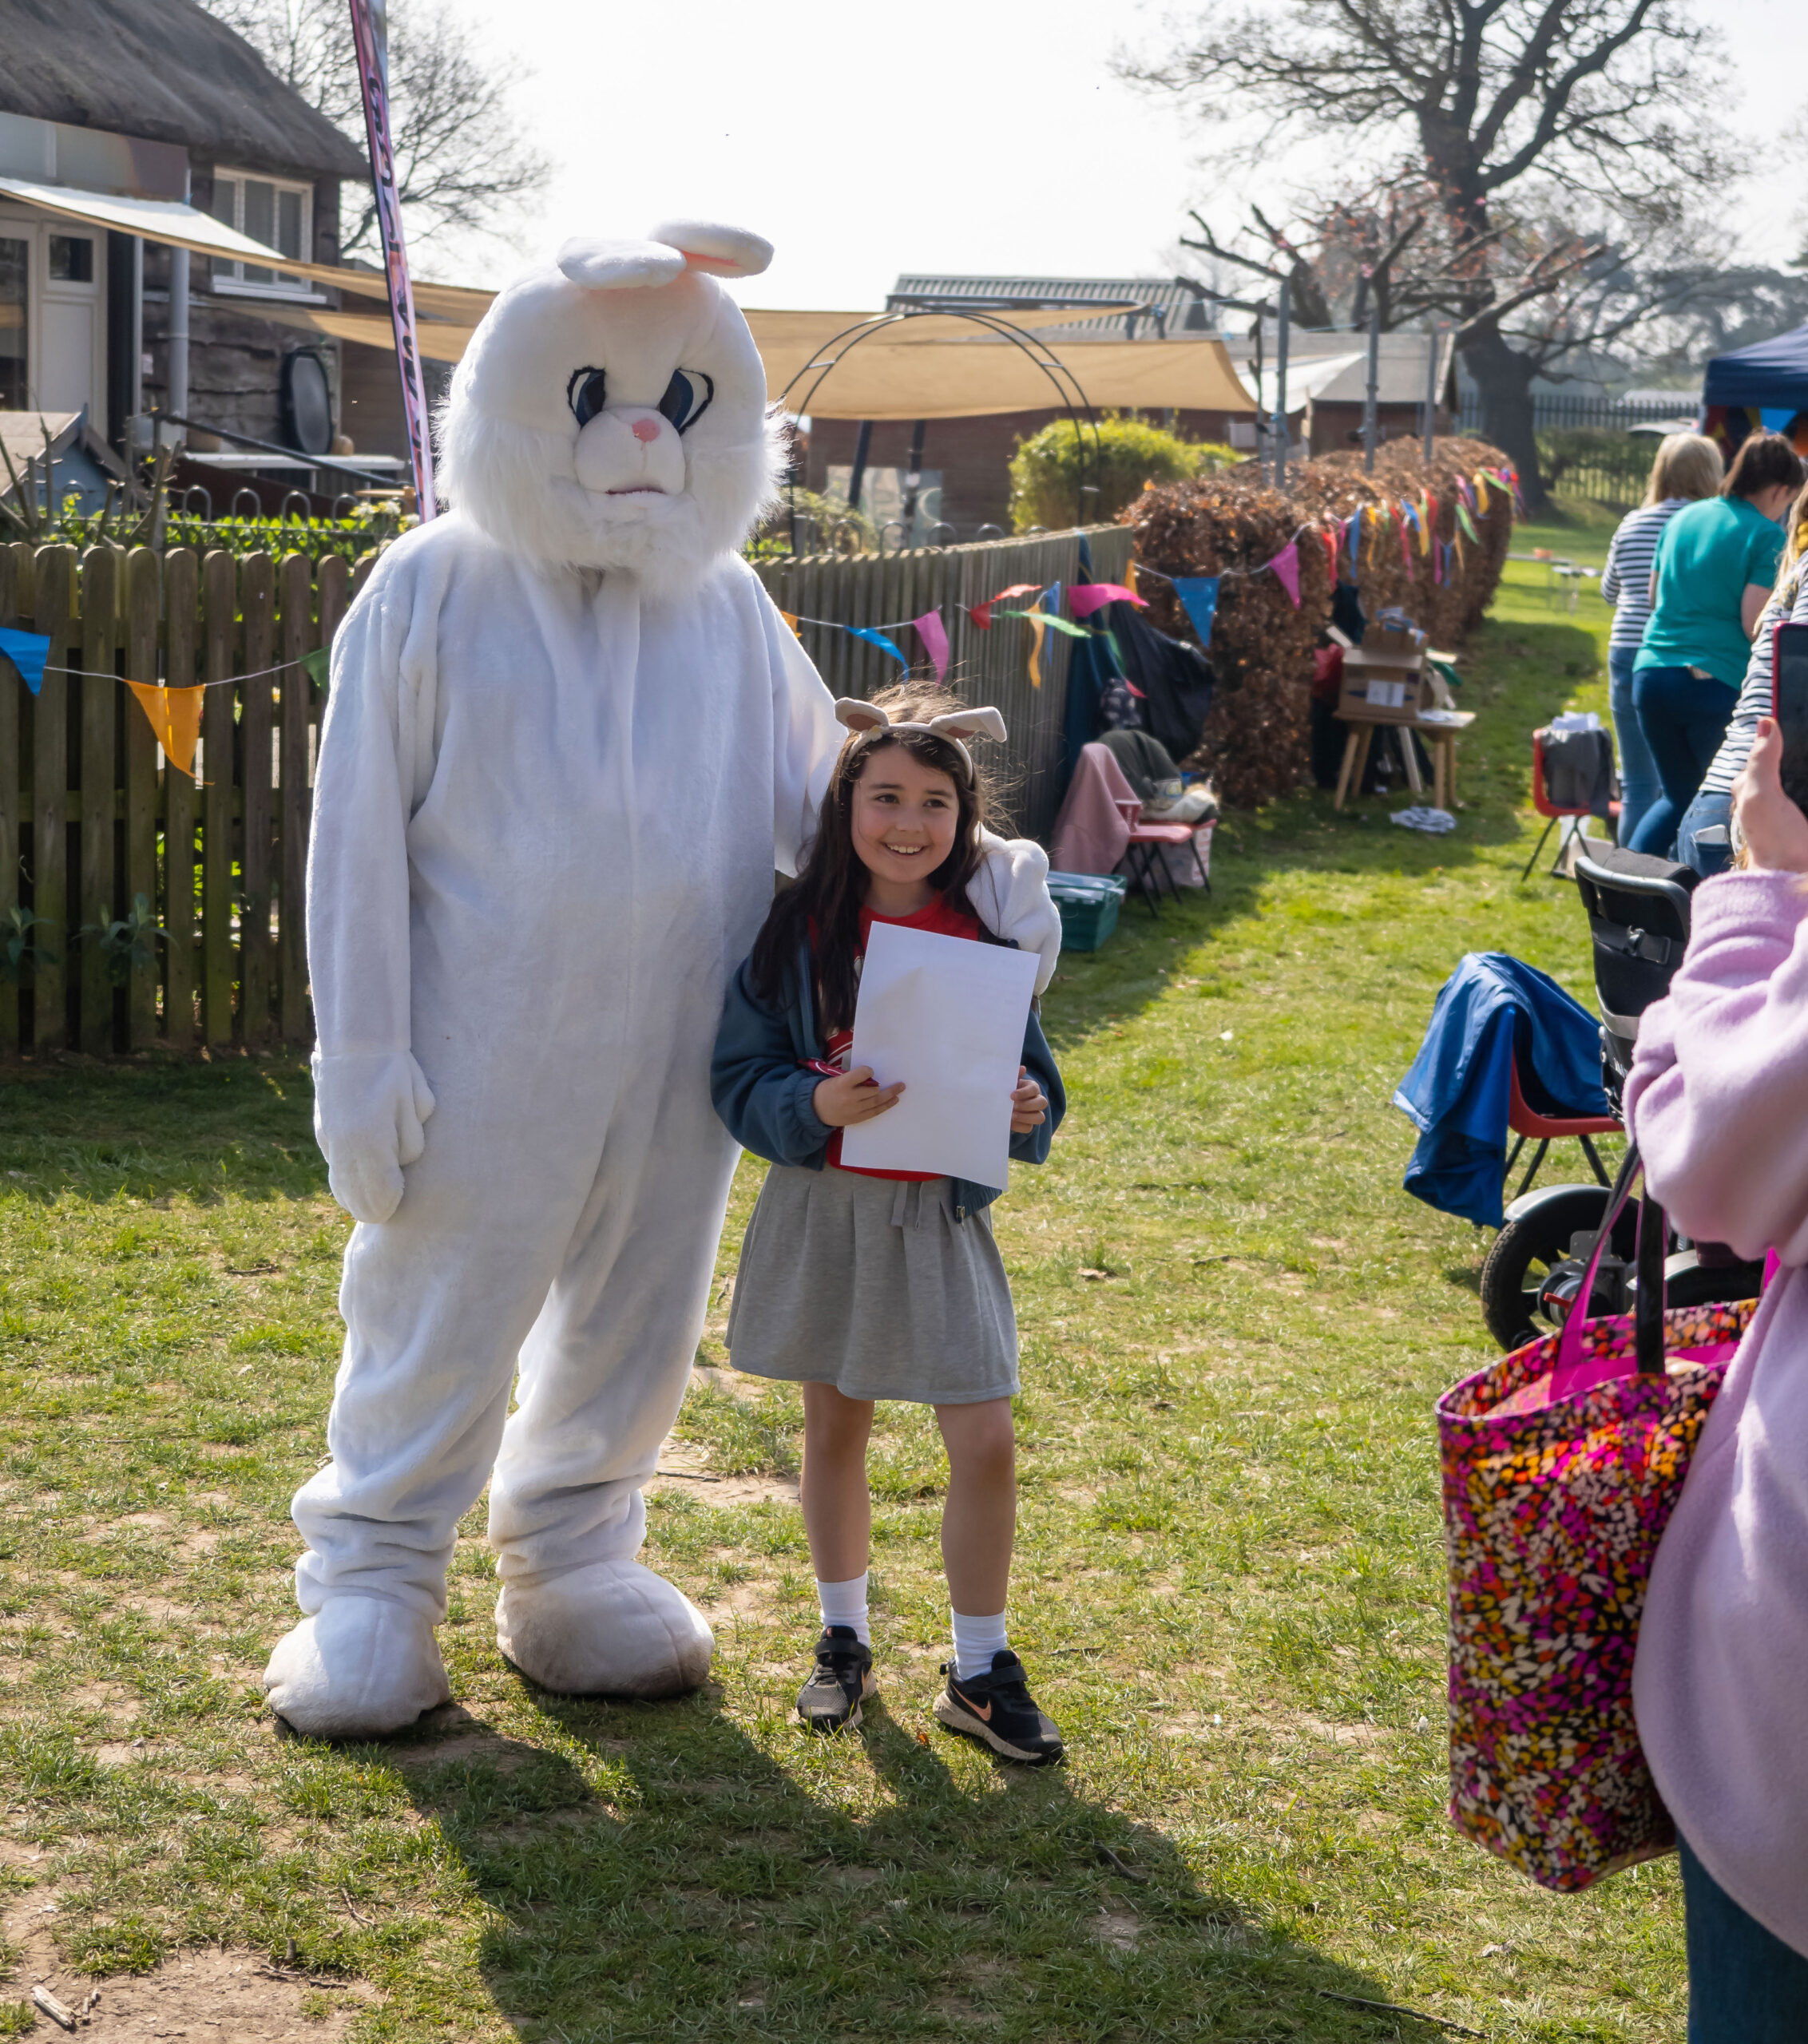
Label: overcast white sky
xmin=428 ymin=0 xmax=1808 ymax=311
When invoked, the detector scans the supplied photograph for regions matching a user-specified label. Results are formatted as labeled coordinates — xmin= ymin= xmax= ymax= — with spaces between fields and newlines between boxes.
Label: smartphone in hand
xmin=1773 ymin=620 xmax=1808 ymax=816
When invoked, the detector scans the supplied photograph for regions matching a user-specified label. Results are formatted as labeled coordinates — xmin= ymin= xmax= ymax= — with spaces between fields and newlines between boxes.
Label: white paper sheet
xmin=838 ymin=921 xmax=1040 ymax=1188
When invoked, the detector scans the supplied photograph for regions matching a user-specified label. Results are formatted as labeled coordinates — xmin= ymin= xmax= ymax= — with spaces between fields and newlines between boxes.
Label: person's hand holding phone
xmin=1733 ymin=717 xmax=1808 ymax=874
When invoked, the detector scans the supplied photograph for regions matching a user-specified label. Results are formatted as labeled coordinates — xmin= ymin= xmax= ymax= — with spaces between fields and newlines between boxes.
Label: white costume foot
xmin=263 ymin=1595 xmax=452 ymax=1739
xmin=496 ymin=1559 xmax=713 ymax=1698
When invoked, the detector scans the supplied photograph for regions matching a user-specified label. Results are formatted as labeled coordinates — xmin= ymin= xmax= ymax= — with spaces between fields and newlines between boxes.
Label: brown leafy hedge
xmin=1122 ymin=437 xmax=1515 ymax=808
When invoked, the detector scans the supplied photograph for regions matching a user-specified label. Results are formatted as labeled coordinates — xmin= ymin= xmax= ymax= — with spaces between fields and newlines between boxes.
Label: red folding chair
xmin=1505 ymin=1055 xmax=1619 ymax=1201
xmin=1121 ymin=820 xmax=1212 ymax=915
xmin=1522 ymin=731 xmax=1617 ymax=880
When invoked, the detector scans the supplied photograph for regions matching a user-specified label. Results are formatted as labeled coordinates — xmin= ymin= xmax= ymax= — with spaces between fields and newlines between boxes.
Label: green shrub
xmin=1009 ymin=412 xmax=1237 ymax=531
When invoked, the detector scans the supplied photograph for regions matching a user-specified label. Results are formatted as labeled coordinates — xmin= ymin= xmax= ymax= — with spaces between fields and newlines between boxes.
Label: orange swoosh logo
xmin=969 ymin=1697 xmax=993 ymax=1720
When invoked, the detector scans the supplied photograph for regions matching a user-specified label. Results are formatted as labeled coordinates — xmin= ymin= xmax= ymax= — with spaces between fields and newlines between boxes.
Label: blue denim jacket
xmin=711 ymin=937 xmax=1065 ymax=1220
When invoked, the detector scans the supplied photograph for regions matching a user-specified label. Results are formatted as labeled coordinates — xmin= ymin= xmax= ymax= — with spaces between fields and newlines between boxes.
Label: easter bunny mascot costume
xmin=264 ymin=222 xmax=1061 ymax=1738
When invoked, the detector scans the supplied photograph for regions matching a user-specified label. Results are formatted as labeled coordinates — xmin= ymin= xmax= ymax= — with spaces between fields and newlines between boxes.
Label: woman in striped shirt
xmin=1600 ymin=434 xmax=1723 ymax=846
xmin=1675 ymin=479 xmax=1808 ymax=875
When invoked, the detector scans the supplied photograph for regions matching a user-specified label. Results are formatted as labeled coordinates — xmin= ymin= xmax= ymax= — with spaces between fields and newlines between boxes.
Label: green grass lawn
xmin=0 ymin=560 xmax=1683 ymax=2042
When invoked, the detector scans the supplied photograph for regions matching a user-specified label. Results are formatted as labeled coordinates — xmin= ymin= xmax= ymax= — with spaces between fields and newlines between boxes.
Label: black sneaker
xmin=796 ymin=1626 xmax=875 ymax=1733
xmin=933 ymin=1650 xmax=1064 ymax=1765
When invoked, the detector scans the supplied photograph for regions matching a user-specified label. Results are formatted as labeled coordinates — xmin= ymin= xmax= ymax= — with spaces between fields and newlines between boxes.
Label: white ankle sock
xmin=817 ymin=1572 xmax=870 ymax=1646
xmin=950 ymin=1607 xmax=1009 ymax=1679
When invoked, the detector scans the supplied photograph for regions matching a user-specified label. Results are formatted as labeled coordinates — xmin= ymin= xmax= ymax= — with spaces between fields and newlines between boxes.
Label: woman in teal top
xmin=1631 ymin=431 xmax=1802 ymax=855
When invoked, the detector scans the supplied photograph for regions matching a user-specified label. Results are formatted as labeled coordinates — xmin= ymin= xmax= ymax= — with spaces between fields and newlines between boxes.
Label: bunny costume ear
xmin=647 ymin=221 xmax=774 ymax=279
xmin=557 ymin=238 xmax=688 ymax=291
xmin=832 ymin=698 xmax=1007 ymax=780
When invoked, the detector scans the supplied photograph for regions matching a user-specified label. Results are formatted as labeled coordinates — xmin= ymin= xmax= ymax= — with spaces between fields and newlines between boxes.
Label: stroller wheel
xmin=1481 ymin=1187 xmax=1633 ymax=1351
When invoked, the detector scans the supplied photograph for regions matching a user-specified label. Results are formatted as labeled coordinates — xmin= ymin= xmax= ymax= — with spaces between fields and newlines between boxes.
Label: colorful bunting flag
xmin=912 ymin=610 xmax=950 ymax=680
xmin=969 ymin=582 xmax=1042 ymax=632
xmin=1417 ymin=493 xmax=1433 ymax=555
xmin=1019 ymin=611 xmax=1048 ymax=688
xmin=1457 ymin=503 xmax=1479 ymax=543
xmin=1066 ymin=583 xmax=1147 ymax=618
xmin=1169 ymin=575 xmax=1220 ymax=647
xmin=301 ymin=646 xmax=333 ymax=690
xmin=1320 ymin=528 xmax=1338 ymax=583
xmin=778 ymin=611 xmax=802 ymax=640
xmin=1474 ymin=473 xmax=1491 ymax=514
xmin=1267 ymin=542 xmax=1300 ymax=608
xmin=1349 ymin=512 xmax=1361 ymax=570
xmin=847 ymin=626 xmax=907 ymax=666
xmin=0 ymin=628 xmax=50 ymax=697
xmin=125 ymin=683 xmax=205 ymax=779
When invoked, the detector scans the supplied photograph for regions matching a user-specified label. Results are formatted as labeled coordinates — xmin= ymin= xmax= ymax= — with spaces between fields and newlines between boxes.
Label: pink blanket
xmin=1050 ymin=743 xmax=1140 ymax=876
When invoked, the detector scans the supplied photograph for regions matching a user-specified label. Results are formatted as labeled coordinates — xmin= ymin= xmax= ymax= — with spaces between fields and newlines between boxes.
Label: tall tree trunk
xmin=1458 ymin=327 xmax=1548 ymax=513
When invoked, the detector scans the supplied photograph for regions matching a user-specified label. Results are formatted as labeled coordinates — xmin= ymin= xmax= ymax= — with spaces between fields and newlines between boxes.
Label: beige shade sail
xmin=260 ymin=301 xmax=478 ymax=363
xmin=0 ymin=176 xmax=493 ymax=324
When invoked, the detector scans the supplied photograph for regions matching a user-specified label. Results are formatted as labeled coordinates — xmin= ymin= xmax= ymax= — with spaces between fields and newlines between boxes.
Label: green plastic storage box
xmin=1049 ymin=871 xmax=1128 ymax=953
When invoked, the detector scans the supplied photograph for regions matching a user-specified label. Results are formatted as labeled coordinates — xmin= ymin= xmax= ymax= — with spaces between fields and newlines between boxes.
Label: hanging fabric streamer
xmin=125 ymin=683 xmax=206 ymax=780
xmin=1320 ymin=528 xmax=1338 ymax=583
xmin=1475 ymin=473 xmax=1491 ymax=514
xmin=1266 ymin=543 xmax=1301 ymax=608
xmin=1432 ymin=540 xmax=1443 ymax=586
xmin=912 ymin=609 xmax=950 ymax=679
xmin=969 ymin=582 xmax=1041 ymax=631
xmin=1019 ymin=610 xmax=1048 ymax=688
xmin=1066 ymin=583 xmax=1147 ymax=618
xmin=1457 ymin=503 xmax=1479 ymax=543
xmin=847 ymin=626 xmax=908 ymax=666
xmin=1349 ymin=511 xmax=1362 ymax=570
xmin=1417 ymin=493 xmax=1433 ymax=555
xmin=1168 ymin=575 xmax=1221 ymax=648
xmin=0 ymin=628 xmax=51 ymax=697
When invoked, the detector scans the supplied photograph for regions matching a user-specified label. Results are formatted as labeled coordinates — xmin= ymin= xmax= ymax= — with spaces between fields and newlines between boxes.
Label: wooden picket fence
xmin=754 ymin=524 xmax=1132 ymax=840
xmin=0 ymin=541 xmax=368 ymax=1058
xmin=0 ymin=523 xmax=1128 ymax=1057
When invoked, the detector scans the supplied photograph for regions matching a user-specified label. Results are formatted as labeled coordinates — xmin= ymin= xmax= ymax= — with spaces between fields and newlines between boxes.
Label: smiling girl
xmin=710 ymin=687 xmax=1066 ymax=1761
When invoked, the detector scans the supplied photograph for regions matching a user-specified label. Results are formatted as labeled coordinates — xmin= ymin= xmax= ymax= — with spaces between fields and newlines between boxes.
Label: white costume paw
xmin=263 ymin=1596 xmax=451 ymax=1738
xmin=496 ymin=1560 xmax=714 ymax=1697
xmin=311 ymin=1049 xmax=436 ymax=1225
xmin=972 ymin=830 xmax=1061 ymax=992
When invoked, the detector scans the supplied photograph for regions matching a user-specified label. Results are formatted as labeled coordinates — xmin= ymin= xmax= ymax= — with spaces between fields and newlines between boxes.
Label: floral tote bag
xmin=1437 ymin=1151 xmax=1755 ymax=1890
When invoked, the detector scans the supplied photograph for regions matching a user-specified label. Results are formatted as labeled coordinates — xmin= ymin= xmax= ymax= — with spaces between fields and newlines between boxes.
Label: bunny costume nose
xmin=573 ymin=406 xmax=684 ymax=497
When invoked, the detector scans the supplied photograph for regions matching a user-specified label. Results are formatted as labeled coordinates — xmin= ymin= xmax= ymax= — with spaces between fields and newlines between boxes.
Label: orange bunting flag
xmin=778 ymin=610 xmax=801 ymax=638
xmin=1020 ymin=610 xmax=1048 ymax=687
xmin=126 ymin=681 xmax=205 ymax=780
xmin=1416 ymin=493 xmax=1433 ymax=555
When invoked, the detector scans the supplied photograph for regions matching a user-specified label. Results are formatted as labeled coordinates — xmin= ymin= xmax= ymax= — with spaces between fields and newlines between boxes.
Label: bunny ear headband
xmin=833 ymin=699 xmax=1008 ymax=781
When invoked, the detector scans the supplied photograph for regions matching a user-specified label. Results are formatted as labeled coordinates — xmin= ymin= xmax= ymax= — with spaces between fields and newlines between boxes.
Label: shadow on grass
xmin=0 ymin=1054 xmax=323 ymax=1202
xmin=388 ymin=1686 xmax=1425 ymax=2044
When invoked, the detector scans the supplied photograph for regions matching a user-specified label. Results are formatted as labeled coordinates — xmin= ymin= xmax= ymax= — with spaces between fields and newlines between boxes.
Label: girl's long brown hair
xmin=749 ymin=686 xmax=998 ymax=1034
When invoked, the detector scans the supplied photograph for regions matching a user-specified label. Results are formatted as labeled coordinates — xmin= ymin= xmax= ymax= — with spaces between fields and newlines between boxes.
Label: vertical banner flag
xmin=1170 ymin=576 xmax=1220 ymax=647
xmin=912 ymin=609 xmax=950 ymax=680
xmin=1267 ymin=541 xmax=1301 ymax=608
xmin=0 ymin=627 xmax=50 ymax=696
xmin=347 ymin=0 xmax=437 ymax=520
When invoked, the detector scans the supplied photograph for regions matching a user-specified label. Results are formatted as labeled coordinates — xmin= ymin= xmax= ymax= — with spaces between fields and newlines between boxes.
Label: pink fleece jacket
xmin=1625 ymin=868 xmax=1808 ymax=1955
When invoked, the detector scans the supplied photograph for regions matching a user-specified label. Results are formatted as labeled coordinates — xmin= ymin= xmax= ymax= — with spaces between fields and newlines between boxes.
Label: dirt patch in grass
xmin=7 ymin=1939 xmax=366 ymax=2040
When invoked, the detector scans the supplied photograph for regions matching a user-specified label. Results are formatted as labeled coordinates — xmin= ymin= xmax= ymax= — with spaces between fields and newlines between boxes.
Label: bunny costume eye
xmin=658 ymin=370 xmax=713 ymax=434
xmin=567 ymin=366 xmax=609 ymax=426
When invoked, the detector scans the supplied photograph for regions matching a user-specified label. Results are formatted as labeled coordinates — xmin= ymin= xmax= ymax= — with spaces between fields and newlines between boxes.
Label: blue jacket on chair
xmin=1394 ymin=951 xmax=1611 ymax=1228
xmin=711 ymin=935 xmax=1065 ymax=1221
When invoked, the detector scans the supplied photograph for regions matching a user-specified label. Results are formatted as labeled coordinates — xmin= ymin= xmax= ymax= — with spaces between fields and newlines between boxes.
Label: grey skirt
xmin=727 ymin=1164 xmax=1018 ymax=1404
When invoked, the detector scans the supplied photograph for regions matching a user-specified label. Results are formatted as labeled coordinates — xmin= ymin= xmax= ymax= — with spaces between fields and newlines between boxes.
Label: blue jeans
xmin=1610 ymin=644 xmax=1662 ymax=848
xmin=1631 ymin=664 xmax=1739 ymax=858
xmin=1677 ymin=787 xmax=1735 ymax=877
xmin=1679 ymin=1833 xmax=1808 ymax=2041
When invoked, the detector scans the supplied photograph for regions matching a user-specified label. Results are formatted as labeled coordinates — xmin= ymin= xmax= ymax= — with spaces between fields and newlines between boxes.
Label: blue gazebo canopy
xmin=1703 ymin=323 xmax=1808 ymax=415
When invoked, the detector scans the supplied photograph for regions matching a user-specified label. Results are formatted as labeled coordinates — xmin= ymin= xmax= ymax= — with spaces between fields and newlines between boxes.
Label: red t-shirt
xmin=823 ymin=893 xmax=983 ymax=1179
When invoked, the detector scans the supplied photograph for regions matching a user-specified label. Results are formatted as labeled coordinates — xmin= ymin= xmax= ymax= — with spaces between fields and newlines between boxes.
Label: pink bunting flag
xmin=1267 ymin=541 xmax=1300 ymax=608
xmin=913 ymin=609 xmax=950 ymax=680
xmin=1065 ymin=583 xmax=1147 ymax=619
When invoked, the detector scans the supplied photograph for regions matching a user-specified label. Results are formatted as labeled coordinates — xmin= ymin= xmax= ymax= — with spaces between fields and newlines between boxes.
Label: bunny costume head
xmin=436 ymin=221 xmax=780 ymax=595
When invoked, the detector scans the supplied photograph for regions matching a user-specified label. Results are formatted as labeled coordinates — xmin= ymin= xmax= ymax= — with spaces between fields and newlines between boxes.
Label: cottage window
xmin=208 ymin=171 xmax=315 ymax=296
xmin=0 ymin=240 xmax=26 ymax=410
